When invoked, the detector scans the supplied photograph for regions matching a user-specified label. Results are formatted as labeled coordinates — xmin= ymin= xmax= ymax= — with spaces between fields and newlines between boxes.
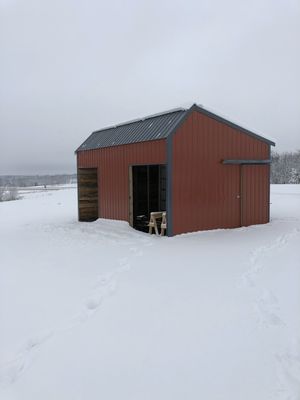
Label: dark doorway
xmin=78 ymin=168 xmax=98 ymax=221
xmin=131 ymin=165 xmax=166 ymax=232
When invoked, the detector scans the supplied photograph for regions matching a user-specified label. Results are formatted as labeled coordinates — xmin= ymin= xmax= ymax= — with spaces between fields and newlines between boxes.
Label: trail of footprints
xmin=0 ymin=243 xmax=149 ymax=389
xmin=276 ymin=343 xmax=300 ymax=400
xmin=3 ymin=226 xmax=299 ymax=397
xmin=242 ymin=228 xmax=300 ymax=288
xmin=241 ymin=227 xmax=300 ymax=399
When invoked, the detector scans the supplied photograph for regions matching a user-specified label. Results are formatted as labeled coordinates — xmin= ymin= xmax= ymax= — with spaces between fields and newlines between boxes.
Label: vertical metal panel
xmin=172 ymin=111 xmax=270 ymax=235
xmin=241 ymin=164 xmax=269 ymax=226
xmin=77 ymin=140 xmax=166 ymax=222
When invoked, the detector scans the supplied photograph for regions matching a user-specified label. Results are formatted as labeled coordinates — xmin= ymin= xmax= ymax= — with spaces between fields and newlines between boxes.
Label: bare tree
xmin=271 ymin=150 xmax=300 ymax=183
xmin=0 ymin=186 xmax=20 ymax=201
xmin=0 ymin=186 xmax=5 ymax=201
xmin=289 ymin=168 xmax=300 ymax=184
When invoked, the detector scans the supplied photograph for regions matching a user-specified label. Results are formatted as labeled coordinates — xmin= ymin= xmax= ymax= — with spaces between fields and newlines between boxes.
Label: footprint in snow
xmin=276 ymin=341 xmax=300 ymax=400
xmin=254 ymin=290 xmax=285 ymax=328
xmin=25 ymin=329 xmax=53 ymax=350
xmin=85 ymin=281 xmax=116 ymax=312
xmin=86 ymin=295 xmax=103 ymax=311
xmin=119 ymin=256 xmax=129 ymax=265
xmin=95 ymin=272 xmax=114 ymax=287
xmin=0 ymin=329 xmax=53 ymax=388
xmin=119 ymin=263 xmax=131 ymax=271
xmin=129 ymin=247 xmax=143 ymax=257
xmin=0 ymin=355 xmax=26 ymax=388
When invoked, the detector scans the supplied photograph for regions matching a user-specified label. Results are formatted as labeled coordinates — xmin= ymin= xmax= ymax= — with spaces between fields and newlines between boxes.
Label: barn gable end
xmin=169 ymin=109 xmax=271 ymax=235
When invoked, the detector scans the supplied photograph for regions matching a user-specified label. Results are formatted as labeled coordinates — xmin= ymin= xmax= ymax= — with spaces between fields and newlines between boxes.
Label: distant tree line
xmin=0 ymin=174 xmax=77 ymax=202
xmin=0 ymin=174 xmax=77 ymax=187
xmin=271 ymin=150 xmax=300 ymax=184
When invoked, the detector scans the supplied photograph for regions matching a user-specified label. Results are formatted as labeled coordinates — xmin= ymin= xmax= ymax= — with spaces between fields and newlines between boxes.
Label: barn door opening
xmin=78 ymin=168 xmax=98 ymax=221
xmin=130 ymin=165 xmax=166 ymax=232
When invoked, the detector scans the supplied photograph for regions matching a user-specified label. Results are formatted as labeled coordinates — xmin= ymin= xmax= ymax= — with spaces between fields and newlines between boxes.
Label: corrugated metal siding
xmin=172 ymin=111 xmax=270 ymax=235
xmin=77 ymin=110 xmax=186 ymax=151
xmin=77 ymin=140 xmax=166 ymax=221
xmin=241 ymin=164 xmax=269 ymax=226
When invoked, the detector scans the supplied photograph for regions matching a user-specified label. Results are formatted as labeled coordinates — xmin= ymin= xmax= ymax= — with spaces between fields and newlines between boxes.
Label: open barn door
xmin=78 ymin=168 xmax=98 ymax=221
xmin=130 ymin=165 xmax=166 ymax=232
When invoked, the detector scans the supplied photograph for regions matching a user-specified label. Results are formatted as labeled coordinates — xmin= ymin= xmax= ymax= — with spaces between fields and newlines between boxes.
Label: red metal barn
xmin=76 ymin=104 xmax=275 ymax=236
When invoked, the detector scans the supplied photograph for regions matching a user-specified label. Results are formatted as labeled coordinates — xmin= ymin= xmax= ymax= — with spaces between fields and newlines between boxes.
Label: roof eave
xmin=75 ymin=137 xmax=168 ymax=153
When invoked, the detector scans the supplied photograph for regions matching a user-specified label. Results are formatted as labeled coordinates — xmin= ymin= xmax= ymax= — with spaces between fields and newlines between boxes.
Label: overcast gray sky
xmin=1 ymin=0 xmax=299 ymax=174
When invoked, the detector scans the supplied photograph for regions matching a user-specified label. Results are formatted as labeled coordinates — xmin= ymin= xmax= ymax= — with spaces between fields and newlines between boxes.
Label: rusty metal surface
xmin=172 ymin=111 xmax=270 ymax=235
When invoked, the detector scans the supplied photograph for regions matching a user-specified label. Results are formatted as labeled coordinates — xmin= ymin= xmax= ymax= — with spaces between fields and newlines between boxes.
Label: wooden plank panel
xmin=78 ymin=168 xmax=98 ymax=221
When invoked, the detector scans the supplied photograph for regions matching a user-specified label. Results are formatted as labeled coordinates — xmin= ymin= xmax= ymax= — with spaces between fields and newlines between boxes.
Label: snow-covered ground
xmin=0 ymin=185 xmax=300 ymax=400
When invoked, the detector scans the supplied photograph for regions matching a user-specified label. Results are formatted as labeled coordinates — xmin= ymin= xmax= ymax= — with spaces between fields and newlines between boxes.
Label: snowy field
xmin=0 ymin=185 xmax=300 ymax=400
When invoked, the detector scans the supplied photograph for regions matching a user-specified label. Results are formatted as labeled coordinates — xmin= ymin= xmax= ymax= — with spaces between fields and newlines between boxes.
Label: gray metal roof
xmin=76 ymin=104 xmax=275 ymax=152
xmin=76 ymin=108 xmax=187 ymax=151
